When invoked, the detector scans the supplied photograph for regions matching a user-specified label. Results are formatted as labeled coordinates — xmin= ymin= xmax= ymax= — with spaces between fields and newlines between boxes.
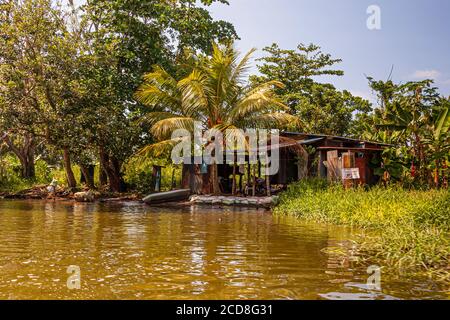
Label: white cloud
xmin=411 ymin=69 xmax=441 ymax=80
xmin=349 ymin=90 xmax=376 ymax=103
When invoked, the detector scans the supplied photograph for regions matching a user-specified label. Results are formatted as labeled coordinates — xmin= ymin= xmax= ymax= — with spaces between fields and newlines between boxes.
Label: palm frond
xmin=178 ymin=69 xmax=211 ymax=116
xmin=135 ymin=66 xmax=181 ymax=111
xmin=210 ymin=124 xmax=249 ymax=151
xmin=230 ymin=47 xmax=257 ymax=86
xmin=133 ymin=42 xmax=299 ymax=162
xmin=207 ymin=43 xmax=235 ymax=112
xmin=142 ymin=65 xmax=178 ymax=88
xmin=435 ymin=106 xmax=450 ymax=140
xmin=134 ymin=84 xmax=180 ymax=110
xmin=246 ymin=112 xmax=300 ymax=129
xmin=135 ymin=137 xmax=190 ymax=160
xmin=139 ymin=111 xmax=181 ymax=127
xmin=151 ymin=117 xmax=195 ymax=140
xmin=230 ymin=81 xmax=287 ymax=122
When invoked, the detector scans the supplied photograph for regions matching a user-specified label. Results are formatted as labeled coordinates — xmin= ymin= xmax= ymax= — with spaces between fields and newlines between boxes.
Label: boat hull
xmin=143 ymin=189 xmax=191 ymax=205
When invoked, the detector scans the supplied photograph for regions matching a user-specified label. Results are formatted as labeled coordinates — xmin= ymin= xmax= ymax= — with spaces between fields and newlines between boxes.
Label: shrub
xmin=123 ymin=158 xmax=182 ymax=194
xmin=0 ymin=155 xmax=54 ymax=192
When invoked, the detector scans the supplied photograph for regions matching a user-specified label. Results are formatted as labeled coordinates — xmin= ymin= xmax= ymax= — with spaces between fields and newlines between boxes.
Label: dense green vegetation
xmin=0 ymin=0 xmax=448 ymax=290
xmin=134 ymin=43 xmax=298 ymax=194
xmin=0 ymin=0 xmax=237 ymax=192
xmin=0 ymin=0 xmax=448 ymax=195
xmin=250 ymin=43 xmax=371 ymax=136
xmin=274 ymin=179 xmax=450 ymax=281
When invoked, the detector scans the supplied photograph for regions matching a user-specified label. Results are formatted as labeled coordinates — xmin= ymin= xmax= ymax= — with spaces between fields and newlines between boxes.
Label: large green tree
xmin=76 ymin=0 xmax=238 ymax=192
xmin=1 ymin=0 xmax=238 ymax=191
xmin=251 ymin=43 xmax=371 ymax=136
xmin=0 ymin=0 xmax=85 ymax=186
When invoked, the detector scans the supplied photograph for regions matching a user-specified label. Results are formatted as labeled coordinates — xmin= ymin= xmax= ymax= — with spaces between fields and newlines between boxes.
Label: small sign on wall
xmin=342 ymin=168 xmax=361 ymax=180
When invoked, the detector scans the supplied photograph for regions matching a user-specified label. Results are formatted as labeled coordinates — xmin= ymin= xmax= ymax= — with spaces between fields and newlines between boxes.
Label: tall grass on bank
xmin=274 ymin=179 xmax=450 ymax=281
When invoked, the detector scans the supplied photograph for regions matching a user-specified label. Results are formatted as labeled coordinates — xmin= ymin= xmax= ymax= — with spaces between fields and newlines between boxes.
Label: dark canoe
xmin=143 ymin=189 xmax=191 ymax=205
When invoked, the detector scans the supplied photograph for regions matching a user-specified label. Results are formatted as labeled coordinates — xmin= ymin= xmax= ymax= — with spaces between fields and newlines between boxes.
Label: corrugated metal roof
xmin=297 ymin=137 xmax=325 ymax=144
xmin=317 ymin=146 xmax=384 ymax=151
xmin=281 ymin=131 xmax=393 ymax=147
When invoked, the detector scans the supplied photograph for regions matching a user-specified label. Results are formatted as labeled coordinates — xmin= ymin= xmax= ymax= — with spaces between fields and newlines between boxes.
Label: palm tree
xmin=135 ymin=43 xmax=299 ymax=194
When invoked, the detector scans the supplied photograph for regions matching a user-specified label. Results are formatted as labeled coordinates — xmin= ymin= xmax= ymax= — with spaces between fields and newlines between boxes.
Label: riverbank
xmin=273 ymin=179 xmax=450 ymax=283
xmin=0 ymin=185 xmax=142 ymax=202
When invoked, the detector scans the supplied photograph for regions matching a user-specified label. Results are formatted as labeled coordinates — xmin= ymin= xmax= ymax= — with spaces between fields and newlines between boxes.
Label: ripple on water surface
xmin=0 ymin=200 xmax=446 ymax=300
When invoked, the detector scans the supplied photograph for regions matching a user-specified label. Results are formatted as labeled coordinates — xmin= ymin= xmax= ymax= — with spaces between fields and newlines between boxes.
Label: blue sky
xmin=207 ymin=0 xmax=450 ymax=102
xmin=71 ymin=0 xmax=450 ymax=102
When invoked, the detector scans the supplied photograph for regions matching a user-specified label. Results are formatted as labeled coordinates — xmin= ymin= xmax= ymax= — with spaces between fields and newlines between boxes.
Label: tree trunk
xmin=434 ymin=160 xmax=440 ymax=188
xmin=415 ymin=133 xmax=427 ymax=183
xmin=25 ymin=144 xmax=35 ymax=178
xmin=99 ymin=167 xmax=108 ymax=187
xmin=80 ymin=168 xmax=86 ymax=184
xmin=63 ymin=148 xmax=77 ymax=189
xmin=98 ymin=147 xmax=108 ymax=187
xmin=151 ymin=166 xmax=161 ymax=193
xmin=232 ymin=160 xmax=237 ymax=195
xmin=99 ymin=146 xmax=126 ymax=192
xmin=211 ymin=163 xmax=220 ymax=195
xmin=2 ymin=133 xmax=36 ymax=179
xmin=442 ymin=160 xmax=448 ymax=189
xmin=107 ymin=156 xmax=126 ymax=193
xmin=80 ymin=165 xmax=95 ymax=189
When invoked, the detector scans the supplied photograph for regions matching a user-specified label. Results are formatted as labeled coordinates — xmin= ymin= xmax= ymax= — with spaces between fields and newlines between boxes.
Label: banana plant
xmin=371 ymin=80 xmax=440 ymax=183
xmin=423 ymin=100 xmax=450 ymax=187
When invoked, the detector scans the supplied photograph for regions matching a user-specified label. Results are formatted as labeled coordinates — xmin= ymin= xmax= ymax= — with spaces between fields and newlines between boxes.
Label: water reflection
xmin=0 ymin=200 xmax=446 ymax=300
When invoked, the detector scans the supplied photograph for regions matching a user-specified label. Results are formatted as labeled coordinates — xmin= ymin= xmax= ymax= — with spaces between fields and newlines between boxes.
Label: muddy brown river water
xmin=0 ymin=200 xmax=447 ymax=300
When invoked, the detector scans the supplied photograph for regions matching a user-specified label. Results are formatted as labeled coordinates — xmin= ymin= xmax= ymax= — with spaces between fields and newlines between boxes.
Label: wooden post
xmin=232 ymin=161 xmax=237 ymax=195
xmin=266 ymin=175 xmax=271 ymax=197
xmin=171 ymin=168 xmax=176 ymax=190
xmin=239 ymin=173 xmax=243 ymax=193
xmin=318 ymin=150 xmax=327 ymax=178
xmin=152 ymin=166 xmax=162 ymax=193
xmin=231 ymin=154 xmax=237 ymax=196
xmin=247 ymin=161 xmax=251 ymax=196
xmin=258 ymin=161 xmax=261 ymax=177
xmin=265 ymin=154 xmax=271 ymax=197
xmin=156 ymin=167 xmax=162 ymax=192
xmin=252 ymin=165 xmax=256 ymax=196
